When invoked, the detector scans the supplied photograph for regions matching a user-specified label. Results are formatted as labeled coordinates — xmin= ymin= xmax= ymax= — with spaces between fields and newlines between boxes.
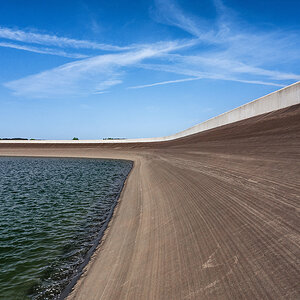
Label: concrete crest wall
xmin=1 ymin=81 xmax=299 ymax=144
xmin=166 ymin=81 xmax=300 ymax=141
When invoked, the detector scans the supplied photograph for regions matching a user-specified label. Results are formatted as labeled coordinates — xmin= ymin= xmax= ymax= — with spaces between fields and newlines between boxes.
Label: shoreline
xmin=59 ymin=158 xmax=134 ymax=299
xmin=1 ymin=105 xmax=300 ymax=299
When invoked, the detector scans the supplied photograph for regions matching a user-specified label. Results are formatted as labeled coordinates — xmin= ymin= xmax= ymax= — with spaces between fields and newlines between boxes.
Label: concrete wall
xmin=166 ymin=80 xmax=300 ymax=141
xmin=1 ymin=81 xmax=299 ymax=144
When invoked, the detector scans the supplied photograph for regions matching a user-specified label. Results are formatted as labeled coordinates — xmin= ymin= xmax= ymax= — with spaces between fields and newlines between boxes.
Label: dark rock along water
xmin=0 ymin=157 xmax=132 ymax=299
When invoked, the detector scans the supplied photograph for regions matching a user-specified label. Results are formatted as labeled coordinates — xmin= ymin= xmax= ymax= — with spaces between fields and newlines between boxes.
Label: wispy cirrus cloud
xmin=4 ymin=40 xmax=190 ymax=97
xmin=0 ymin=41 xmax=88 ymax=58
xmin=153 ymin=0 xmax=216 ymax=43
xmin=129 ymin=73 xmax=285 ymax=89
xmin=154 ymin=0 xmax=300 ymax=61
xmin=128 ymin=77 xmax=201 ymax=89
xmin=0 ymin=27 xmax=130 ymax=51
xmin=136 ymin=52 xmax=300 ymax=82
xmin=0 ymin=26 xmax=133 ymax=59
xmin=131 ymin=0 xmax=299 ymax=89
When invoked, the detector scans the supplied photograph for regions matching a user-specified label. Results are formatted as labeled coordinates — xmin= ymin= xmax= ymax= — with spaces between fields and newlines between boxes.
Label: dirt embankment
xmin=1 ymin=104 xmax=299 ymax=299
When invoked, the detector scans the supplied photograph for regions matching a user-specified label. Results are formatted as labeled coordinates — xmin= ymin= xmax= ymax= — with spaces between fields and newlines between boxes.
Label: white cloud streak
xmin=0 ymin=27 xmax=130 ymax=51
xmin=129 ymin=75 xmax=284 ymax=90
xmin=144 ymin=53 xmax=300 ymax=81
xmin=0 ymin=41 xmax=88 ymax=58
xmin=128 ymin=77 xmax=200 ymax=89
xmin=4 ymin=40 xmax=187 ymax=97
xmin=153 ymin=0 xmax=215 ymax=43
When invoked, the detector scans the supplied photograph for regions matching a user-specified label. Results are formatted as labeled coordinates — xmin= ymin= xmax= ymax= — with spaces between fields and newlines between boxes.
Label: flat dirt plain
xmin=0 ymin=104 xmax=299 ymax=300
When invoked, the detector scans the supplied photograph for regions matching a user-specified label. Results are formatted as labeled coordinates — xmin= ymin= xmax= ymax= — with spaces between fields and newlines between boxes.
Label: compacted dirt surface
xmin=0 ymin=104 xmax=299 ymax=300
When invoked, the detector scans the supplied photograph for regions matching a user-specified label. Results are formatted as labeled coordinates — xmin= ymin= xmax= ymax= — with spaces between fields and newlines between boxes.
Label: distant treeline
xmin=0 ymin=138 xmax=28 ymax=140
xmin=103 ymin=137 xmax=126 ymax=140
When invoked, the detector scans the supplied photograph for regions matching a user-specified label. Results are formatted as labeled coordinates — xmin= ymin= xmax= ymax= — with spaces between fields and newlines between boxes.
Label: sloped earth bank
xmin=0 ymin=104 xmax=299 ymax=299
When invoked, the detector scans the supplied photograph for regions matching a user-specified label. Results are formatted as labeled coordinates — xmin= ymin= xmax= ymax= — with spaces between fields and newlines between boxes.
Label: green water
xmin=0 ymin=157 xmax=132 ymax=299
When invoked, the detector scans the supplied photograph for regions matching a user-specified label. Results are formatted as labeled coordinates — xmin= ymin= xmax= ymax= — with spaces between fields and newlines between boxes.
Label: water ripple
xmin=0 ymin=157 xmax=132 ymax=299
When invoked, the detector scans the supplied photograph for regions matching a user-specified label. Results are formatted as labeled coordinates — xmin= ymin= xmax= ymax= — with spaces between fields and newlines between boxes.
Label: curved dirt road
xmin=0 ymin=105 xmax=299 ymax=299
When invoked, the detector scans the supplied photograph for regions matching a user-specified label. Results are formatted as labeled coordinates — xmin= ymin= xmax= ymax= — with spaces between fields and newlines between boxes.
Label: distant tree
xmin=72 ymin=137 xmax=79 ymax=140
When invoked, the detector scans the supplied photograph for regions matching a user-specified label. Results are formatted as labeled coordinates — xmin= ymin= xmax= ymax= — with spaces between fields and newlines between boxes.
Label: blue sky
xmin=1 ymin=0 xmax=299 ymax=139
